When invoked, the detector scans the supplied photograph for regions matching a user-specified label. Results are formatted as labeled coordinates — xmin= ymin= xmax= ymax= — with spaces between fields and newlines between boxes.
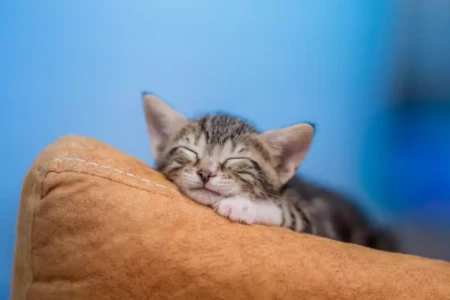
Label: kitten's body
xmin=143 ymin=93 xmax=397 ymax=252
xmin=281 ymin=177 xmax=396 ymax=250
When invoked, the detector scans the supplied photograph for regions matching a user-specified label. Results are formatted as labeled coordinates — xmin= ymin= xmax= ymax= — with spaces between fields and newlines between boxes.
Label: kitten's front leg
xmin=214 ymin=197 xmax=257 ymax=224
xmin=214 ymin=197 xmax=283 ymax=226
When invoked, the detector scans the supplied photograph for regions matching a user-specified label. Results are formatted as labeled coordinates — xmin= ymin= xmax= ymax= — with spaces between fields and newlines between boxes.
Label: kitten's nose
xmin=197 ymin=168 xmax=216 ymax=183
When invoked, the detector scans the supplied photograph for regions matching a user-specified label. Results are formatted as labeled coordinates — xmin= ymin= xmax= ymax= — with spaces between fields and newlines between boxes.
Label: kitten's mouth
xmin=191 ymin=187 xmax=221 ymax=197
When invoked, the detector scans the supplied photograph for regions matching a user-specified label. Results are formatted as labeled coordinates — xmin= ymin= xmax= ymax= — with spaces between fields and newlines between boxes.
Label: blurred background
xmin=1 ymin=0 xmax=449 ymax=297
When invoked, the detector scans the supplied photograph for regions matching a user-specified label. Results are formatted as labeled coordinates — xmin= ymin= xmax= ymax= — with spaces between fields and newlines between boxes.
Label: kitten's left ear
xmin=142 ymin=93 xmax=187 ymax=160
xmin=261 ymin=123 xmax=315 ymax=184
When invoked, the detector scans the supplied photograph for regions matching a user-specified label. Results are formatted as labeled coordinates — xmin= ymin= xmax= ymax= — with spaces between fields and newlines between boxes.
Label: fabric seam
xmin=40 ymin=157 xmax=180 ymax=193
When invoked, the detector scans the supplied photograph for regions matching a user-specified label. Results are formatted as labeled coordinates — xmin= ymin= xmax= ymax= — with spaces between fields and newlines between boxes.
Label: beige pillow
xmin=11 ymin=135 xmax=450 ymax=300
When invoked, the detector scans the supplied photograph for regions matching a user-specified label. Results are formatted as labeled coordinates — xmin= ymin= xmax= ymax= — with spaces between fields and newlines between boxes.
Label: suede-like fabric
xmin=11 ymin=135 xmax=450 ymax=300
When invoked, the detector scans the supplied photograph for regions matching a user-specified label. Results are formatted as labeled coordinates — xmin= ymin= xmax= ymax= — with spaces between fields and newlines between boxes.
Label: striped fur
xmin=143 ymin=94 xmax=397 ymax=252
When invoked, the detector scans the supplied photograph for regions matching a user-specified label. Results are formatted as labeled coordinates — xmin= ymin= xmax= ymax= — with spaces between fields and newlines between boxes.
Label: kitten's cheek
xmin=172 ymin=176 xmax=184 ymax=189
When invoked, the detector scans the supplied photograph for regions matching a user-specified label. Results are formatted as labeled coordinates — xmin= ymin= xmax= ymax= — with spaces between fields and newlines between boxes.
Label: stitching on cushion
xmin=23 ymin=157 xmax=180 ymax=300
xmin=41 ymin=157 xmax=180 ymax=193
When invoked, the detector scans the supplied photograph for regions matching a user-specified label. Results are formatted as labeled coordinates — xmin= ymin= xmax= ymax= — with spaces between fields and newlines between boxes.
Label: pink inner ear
xmin=146 ymin=119 xmax=170 ymax=157
xmin=143 ymin=94 xmax=188 ymax=159
xmin=262 ymin=123 xmax=314 ymax=182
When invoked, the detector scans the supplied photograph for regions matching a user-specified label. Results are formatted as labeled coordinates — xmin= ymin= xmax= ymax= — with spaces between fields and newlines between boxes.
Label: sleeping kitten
xmin=142 ymin=93 xmax=397 ymax=252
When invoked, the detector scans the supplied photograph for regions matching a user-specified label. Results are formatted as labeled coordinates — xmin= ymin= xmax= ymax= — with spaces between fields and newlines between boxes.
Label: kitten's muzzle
xmin=197 ymin=168 xmax=216 ymax=183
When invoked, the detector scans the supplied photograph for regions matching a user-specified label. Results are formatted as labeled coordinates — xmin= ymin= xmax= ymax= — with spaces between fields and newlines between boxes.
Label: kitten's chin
xmin=184 ymin=188 xmax=222 ymax=207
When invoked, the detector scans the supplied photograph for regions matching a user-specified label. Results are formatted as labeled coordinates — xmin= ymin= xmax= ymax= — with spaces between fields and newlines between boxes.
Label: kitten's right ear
xmin=142 ymin=93 xmax=187 ymax=159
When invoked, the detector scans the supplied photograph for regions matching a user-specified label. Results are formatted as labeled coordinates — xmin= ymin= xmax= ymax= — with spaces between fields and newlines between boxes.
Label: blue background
xmin=1 ymin=1 xmax=449 ymax=298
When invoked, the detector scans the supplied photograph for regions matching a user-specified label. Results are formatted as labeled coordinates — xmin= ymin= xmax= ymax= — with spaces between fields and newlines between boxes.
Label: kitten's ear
xmin=142 ymin=93 xmax=187 ymax=159
xmin=261 ymin=123 xmax=315 ymax=184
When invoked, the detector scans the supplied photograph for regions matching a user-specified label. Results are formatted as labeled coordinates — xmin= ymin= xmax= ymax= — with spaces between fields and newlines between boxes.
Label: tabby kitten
xmin=142 ymin=93 xmax=397 ymax=252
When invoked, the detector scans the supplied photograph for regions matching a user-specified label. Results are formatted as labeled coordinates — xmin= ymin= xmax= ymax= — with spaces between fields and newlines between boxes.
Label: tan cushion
xmin=11 ymin=135 xmax=450 ymax=300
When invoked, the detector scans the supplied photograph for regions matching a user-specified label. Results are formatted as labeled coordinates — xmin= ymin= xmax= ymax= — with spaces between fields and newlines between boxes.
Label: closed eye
xmin=222 ymin=157 xmax=252 ymax=166
xmin=223 ymin=157 xmax=262 ymax=174
xmin=177 ymin=146 xmax=199 ymax=161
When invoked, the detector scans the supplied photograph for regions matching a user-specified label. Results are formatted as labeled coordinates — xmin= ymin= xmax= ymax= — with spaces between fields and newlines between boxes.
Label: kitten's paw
xmin=214 ymin=197 xmax=256 ymax=224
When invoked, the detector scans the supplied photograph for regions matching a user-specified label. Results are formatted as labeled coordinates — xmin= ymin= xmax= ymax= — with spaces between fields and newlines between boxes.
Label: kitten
xmin=142 ymin=93 xmax=397 ymax=252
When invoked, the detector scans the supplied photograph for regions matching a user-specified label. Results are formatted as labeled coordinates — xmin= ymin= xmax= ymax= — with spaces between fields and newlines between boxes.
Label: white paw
xmin=214 ymin=197 xmax=257 ymax=224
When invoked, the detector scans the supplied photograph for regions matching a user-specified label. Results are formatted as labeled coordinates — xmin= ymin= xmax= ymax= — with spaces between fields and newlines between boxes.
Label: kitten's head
xmin=143 ymin=93 xmax=315 ymax=206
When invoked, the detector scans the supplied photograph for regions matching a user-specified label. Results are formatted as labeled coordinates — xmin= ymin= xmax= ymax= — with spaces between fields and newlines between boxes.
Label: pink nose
xmin=197 ymin=168 xmax=216 ymax=183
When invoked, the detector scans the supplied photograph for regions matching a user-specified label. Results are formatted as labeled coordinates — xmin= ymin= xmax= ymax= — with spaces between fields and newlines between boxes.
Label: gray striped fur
xmin=143 ymin=94 xmax=397 ymax=252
